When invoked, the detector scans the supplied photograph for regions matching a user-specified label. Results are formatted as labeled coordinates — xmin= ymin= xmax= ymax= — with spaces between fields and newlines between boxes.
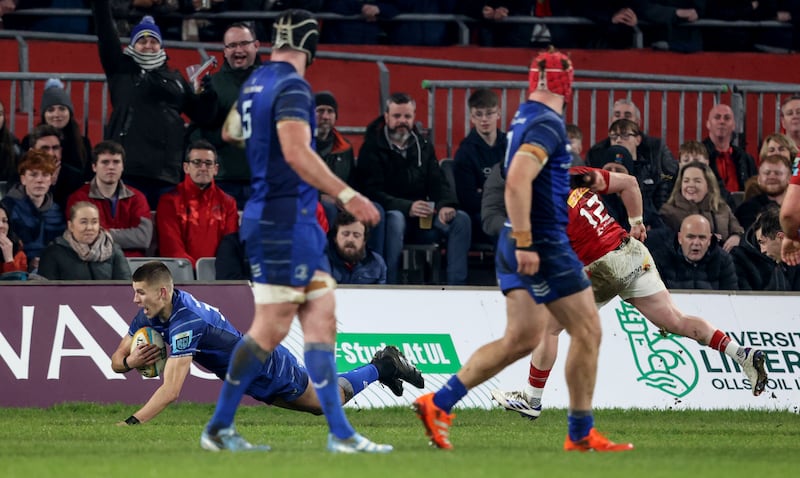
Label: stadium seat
xmin=402 ymin=244 xmax=441 ymax=284
xmin=195 ymin=257 xmax=216 ymax=281
xmin=127 ymin=257 xmax=195 ymax=282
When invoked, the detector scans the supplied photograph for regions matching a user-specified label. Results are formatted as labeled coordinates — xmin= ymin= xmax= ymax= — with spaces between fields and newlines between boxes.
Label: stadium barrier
xmin=1 ymin=282 xmax=797 ymax=410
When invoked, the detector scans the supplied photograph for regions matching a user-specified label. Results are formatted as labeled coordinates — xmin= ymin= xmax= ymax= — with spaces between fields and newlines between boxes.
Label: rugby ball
xmin=130 ymin=327 xmax=168 ymax=378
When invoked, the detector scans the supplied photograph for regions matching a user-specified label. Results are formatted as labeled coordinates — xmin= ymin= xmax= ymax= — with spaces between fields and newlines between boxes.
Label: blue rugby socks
xmin=433 ymin=375 xmax=468 ymax=413
xmin=338 ymin=364 xmax=380 ymax=401
xmin=305 ymin=343 xmax=355 ymax=439
xmin=567 ymin=410 xmax=594 ymax=441
xmin=206 ymin=335 xmax=270 ymax=434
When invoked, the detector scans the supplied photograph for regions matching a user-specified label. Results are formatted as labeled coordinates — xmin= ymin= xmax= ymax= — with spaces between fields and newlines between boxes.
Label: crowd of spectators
xmin=1 ymin=10 xmax=798 ymax=289
xmin=1 ymin=1 xmax=799 ymax=52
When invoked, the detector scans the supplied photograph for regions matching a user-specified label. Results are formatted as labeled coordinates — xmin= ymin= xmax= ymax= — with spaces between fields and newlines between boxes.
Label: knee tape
xmin=251 ymin=283 xmax=306 ymax=304
xmin=305 ymin=273 xmax=336 ymax=301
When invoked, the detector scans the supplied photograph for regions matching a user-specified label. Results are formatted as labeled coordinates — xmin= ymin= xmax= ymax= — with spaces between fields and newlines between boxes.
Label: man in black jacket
xmin=357 ymin=92 xmax=471 ymax=285
xmin=702 ymin=103 xmax=757 ymax=193
xmin=191 ymin=22 xmax=262 ymax=209
xmin=648 ymin=214 xmax=738 ymax=290
xmin=587 ymin=99 xmax=677 ymax=211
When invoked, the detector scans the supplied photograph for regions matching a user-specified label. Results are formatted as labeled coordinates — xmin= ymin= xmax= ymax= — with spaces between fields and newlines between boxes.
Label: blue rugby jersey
xmin=238 ymin=61 xmax=319 ymax=225
xmin=128 ymin=289 xmax=241 ymax=379
xmin=503 ymin=101 xmax=572 ymax=238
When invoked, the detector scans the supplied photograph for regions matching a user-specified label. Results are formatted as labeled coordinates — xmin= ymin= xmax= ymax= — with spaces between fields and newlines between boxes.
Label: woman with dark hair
xmin=0 ymin=202 xmax=27 ymax=273
xmin=21 ymin=79 xmax=92 ymax=207
xmin=0 ymin=99 xmax=21 ymax=183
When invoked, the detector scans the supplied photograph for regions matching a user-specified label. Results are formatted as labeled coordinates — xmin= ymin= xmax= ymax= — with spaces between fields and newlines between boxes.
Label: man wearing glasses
xmin=190 ymin=22 xmax=261 ymax=209
xmin=453 ymin=87 xmax=507 ymax=247
xmin=587 ymin=98 xmax=677 ymax=210
xmin=156 ymin=140 xmax=238 ymax=268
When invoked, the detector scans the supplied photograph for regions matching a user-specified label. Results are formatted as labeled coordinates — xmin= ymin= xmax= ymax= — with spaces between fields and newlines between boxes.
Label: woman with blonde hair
xmin=659 ymin=161 xmax=744 ymax=252
xmin=38 ymin=201 xmax=130 ymax=280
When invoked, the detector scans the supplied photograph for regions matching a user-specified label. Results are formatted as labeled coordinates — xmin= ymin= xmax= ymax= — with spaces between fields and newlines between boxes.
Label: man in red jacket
xmin=156 ymin=140 xmax=238 ymax=267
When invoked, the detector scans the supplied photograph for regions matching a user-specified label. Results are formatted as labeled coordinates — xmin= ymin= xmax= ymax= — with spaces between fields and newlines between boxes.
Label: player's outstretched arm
xmin=278 ymin=119 xmax=379 ymax=225
xmin=120 ymin=355 xmax=193 ymax=425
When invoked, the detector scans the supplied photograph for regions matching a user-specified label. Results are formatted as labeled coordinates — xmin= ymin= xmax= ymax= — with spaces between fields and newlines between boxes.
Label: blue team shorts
xmin=246 ymin=344 xmax=310 ymax=404
xmin=495 ymin=226 xmax=590 ymax=304
xmin=240 ymin=218 xmax=330 ymax=287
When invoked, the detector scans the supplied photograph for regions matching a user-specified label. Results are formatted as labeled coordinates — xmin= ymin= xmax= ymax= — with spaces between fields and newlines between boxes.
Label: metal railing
xmin=4 ymin=9 xmax=792 ymax=48
xmin=424 ymin=79 xmax=800 ymax=158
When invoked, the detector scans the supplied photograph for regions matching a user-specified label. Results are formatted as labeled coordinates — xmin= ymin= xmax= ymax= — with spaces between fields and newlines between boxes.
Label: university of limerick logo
xmin=616 ymin=301 xmax=699 ymax=397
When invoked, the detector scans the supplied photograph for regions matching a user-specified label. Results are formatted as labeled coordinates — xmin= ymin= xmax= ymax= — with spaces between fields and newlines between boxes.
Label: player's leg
xmin=298 ymin=274 xmax=392 ymax=453
xmin=547 ymin=287 xmax=633 ymax=452
xmin=414 ymin=288 xmax=544 ymax=449
xmin=628 ymin=290 xmax=767 ymax=395
xmin=201 ymin=297 xmax=299 ymax=451
xmin=492 ymin=313 xmax=562 ymax=419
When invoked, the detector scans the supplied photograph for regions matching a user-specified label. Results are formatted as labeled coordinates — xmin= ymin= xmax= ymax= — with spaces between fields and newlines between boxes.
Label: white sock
xmin=724 ymin=342 xmax=748 ymax=364
xmin=523 ymin=384 xmax=544 ymax=407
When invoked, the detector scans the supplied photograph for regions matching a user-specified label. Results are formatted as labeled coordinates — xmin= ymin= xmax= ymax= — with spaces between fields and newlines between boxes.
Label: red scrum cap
xmin=528 ymin=47 xmax=574 ymax=103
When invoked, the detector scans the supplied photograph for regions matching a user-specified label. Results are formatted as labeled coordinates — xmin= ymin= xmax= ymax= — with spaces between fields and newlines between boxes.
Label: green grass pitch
xmin=1 ymin=404 xmax=798 ymax=478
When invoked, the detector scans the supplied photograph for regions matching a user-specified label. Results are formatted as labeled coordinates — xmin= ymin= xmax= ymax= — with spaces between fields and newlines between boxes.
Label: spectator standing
xmin=659 ymin=161 xmax=744 ymax=252
xmin=0 ymin=202 xmax=27 ymax=274
xmin=156 ymin=140 xmax=238 ymax=267
xmin=357 ymin=92 xmax=471 ymax=285
xmin=735 ymin=154 xmax=791 ymax=232
xmin=66 ymin=141 xmax=153 ymax=257
xmin=702 ymin=103 xmax=757 ymax=192
xmin=453 ymin=88 xmax=506 ymax=247
xmin=0 ymin=150 xmax=65 ymax=270
xmin=21 ymin=79 xmax=92 ymax=210
xmin=191 ymin=23 xmax=261 ymax=209
xmin=0 ymin=99 xmax=20 ymax=183
xmin=92 ymin=2 xmax=215 ymax=209
xmin=648 ymin=214 xmax=738 ymax=290
xmin=38 ymin=201 xmax=131 ymax=280
xmin=327 ymin=211 xmax=386 ymax=284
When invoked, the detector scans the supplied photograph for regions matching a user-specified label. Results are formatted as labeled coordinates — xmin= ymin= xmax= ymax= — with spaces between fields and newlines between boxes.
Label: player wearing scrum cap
xmin=202 ymin=9 xmax=387 ymax=454
xmin=413 ymin=48 xmax=633 ymax=452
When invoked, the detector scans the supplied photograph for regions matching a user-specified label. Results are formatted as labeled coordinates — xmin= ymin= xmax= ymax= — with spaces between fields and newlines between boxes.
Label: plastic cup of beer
xmin=419 ymin=201 xmax=435 ymax=229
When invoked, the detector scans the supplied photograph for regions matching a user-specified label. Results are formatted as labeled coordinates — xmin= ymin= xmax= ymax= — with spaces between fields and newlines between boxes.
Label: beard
xmin=338 ymin=243 xmax=366 ymax=264
xmin=762 ymin=183 xmax=787 ymax=196
xmin=387 ymin=125 xmax=410 ymax=144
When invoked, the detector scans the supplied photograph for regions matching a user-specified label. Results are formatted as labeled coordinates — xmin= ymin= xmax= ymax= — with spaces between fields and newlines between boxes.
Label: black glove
xmin=200 ymin=74 xmax=214 ymax=94
xmin=569 ymin=172 xmax=595 ymax=189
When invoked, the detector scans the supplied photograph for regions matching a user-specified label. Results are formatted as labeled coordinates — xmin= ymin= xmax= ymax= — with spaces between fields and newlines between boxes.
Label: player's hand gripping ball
xmin=130 ymin=327 xmax=167 ymax=378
